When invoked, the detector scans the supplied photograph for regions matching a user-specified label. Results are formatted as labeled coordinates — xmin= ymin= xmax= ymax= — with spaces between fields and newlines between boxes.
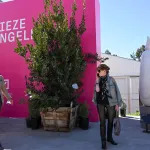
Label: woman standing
xmin=0 ymin=75 xmax=13 ymax=150
xmin=93 ymin=64 xmax=122 ymax=149
xmin=0 ymin=75 xmax=13 ymax=109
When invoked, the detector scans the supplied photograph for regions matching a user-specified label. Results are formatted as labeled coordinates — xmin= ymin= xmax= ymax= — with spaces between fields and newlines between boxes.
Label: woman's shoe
xmin=102 ymin=141 xmax=107 ymax=149
xmin=107 ymin=139 xmax=118 ymax=145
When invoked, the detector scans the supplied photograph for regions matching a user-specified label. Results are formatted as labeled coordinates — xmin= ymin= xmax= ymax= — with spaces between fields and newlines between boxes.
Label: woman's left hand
xmin=115 ymin=105 xmax=119 ymax=112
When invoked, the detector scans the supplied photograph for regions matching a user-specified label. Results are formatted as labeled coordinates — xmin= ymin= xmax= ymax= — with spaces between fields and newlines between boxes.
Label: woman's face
xmin=98 ymin=70 xmax=107 ymax=77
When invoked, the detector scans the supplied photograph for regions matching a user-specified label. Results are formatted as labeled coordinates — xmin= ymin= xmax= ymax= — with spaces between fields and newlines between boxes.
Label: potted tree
xmin=25 ymin=97 xmax=42 ymax=130
xmin=29 ymin=98 xmax=42 ymax=130
xmin=78 ymin=103 xmax=89 ymax=130
xmin=15 ymin=0 xmax=86 ymax=132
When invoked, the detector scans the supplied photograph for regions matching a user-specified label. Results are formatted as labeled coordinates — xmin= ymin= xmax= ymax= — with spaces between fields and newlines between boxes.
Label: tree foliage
xmin=105 ymin=49 xmax=111 ymax=55
xmin=15 ymin=0 xmax=87 ymax=109
xmin=130 ymin=45 xmax=145 ymax=61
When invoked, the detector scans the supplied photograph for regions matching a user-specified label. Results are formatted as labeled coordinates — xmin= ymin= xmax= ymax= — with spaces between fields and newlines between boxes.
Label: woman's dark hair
xmin=97 ymin=64 xmax=110 ymax=74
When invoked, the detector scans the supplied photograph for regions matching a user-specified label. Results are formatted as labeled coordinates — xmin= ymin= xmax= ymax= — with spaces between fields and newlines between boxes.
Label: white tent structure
xmin=102 ymin=53 xmax=141 ymax=114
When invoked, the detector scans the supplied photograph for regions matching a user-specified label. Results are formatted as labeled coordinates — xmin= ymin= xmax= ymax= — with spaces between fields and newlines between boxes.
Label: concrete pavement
xmin=0 ymin=116 xmax=150 ymax=150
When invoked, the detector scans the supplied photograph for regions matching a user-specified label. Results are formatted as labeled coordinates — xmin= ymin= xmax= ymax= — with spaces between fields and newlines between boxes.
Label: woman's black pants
xmin=97 ymin=104 xmax=116 ymax=142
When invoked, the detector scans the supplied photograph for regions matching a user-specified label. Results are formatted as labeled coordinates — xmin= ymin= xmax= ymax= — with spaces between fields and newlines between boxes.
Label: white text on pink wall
xmin=0 ymin=18 xmax=32 ymax=43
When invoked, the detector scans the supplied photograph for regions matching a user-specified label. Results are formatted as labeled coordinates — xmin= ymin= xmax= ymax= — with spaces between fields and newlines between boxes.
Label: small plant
xmin=78 ymin=103 xmax=89 ymax=118
xmin=128 ymin=111 xmax=140 ymax=116
xmin=28 ymin=98 xmax=41 ymax=118
xmin=120 ymin=101 xmax=127 ymax=110
xmin=78 ymin=102 xmax=89 ymax=130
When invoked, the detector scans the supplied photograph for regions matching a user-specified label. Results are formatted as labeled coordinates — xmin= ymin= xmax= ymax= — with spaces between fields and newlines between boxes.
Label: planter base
xmin=25 ymin=117 xmax=41 ymax=130
xmin=79 ymin=117 xmax=89 ymax=130
xmin=120 ymin=109 xmax=126 ymax=117
xmin=26 ymin=118 xmax=31 ymax=128
xmin=41 ymin=106 xmax=78 ymax=132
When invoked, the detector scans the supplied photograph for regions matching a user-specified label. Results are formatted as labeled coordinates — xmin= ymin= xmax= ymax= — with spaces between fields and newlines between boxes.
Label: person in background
xmin=0 ymin=75 xmax=13 ymax=150
xmin=93 ymin=64 xmax=122 ymax=150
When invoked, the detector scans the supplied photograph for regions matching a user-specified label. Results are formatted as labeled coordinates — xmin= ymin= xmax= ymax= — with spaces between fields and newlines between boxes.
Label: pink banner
xmin=0 ymin=0 xmax=100 ymax=122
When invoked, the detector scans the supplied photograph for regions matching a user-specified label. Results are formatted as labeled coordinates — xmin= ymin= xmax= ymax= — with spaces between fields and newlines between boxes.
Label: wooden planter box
xmin=40 ymin=106 xmax=78 ymax=132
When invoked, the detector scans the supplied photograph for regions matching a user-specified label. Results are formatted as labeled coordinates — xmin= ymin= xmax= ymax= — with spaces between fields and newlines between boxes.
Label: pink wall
xmin=0 ymin=0 xmax=100 ymax=122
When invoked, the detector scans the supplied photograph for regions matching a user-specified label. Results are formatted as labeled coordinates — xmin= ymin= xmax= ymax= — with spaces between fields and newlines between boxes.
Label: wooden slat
xmin=41 ymin=106 xmax=78 ymax=132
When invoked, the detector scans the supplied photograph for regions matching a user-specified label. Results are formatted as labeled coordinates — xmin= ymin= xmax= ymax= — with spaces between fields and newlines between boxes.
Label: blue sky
xmin=100 ymin=0 xmax=150 ymax=58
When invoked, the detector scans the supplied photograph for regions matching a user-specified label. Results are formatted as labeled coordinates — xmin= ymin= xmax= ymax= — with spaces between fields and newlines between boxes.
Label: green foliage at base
xmin=127 ymin=111 xmax=140 ymax=116
xmin=78 ymin=103 xmax=89 ymax=118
